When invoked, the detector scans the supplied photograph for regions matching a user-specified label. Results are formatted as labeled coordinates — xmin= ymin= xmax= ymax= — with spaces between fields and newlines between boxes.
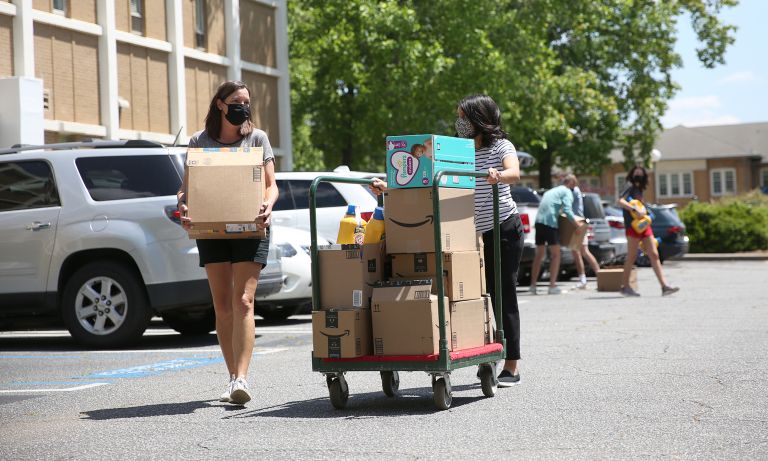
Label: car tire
xmin=61 ymin=261 xmax=150 ymax=348
xmin=256 ymin=304 xmax=301 ymax=322
xmin=162 ymin=308 xmax=216 ymax=335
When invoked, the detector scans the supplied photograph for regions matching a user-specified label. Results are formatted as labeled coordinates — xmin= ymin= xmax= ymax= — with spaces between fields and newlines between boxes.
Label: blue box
xmin=385 ymin=134 xmax=475 ymax=189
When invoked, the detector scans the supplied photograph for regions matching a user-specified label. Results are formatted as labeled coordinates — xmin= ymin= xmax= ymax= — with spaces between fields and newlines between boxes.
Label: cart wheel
xmin=328 ymin=376 xmax=349 ymax=409
xmin=479 ymin=363 xmax=497 ymax=397
xmin=432 ymin=377 xmax=452 ymax=410
xmin=380 ymin=371 xmax=400 ymax=397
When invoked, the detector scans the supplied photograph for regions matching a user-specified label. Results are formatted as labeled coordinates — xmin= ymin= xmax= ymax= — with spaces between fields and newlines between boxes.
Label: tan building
xmin=0 ymin=0 xmax=293 ymax=169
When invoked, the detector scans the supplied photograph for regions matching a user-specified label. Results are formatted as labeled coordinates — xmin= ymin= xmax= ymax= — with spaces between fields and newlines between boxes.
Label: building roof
xmin=609 ymin=121 xmax=768 ymax=163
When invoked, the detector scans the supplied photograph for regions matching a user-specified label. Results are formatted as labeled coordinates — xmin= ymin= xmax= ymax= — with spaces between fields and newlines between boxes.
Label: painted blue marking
xmin=6 ymin=380 xmax=112 ymax=386
xmin=83 ymin=357 xmax=223 ymax=379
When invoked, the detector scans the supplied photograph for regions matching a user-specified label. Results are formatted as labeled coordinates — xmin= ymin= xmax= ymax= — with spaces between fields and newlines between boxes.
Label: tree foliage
xmin=288 ymin=0 xmax=737 ymax=183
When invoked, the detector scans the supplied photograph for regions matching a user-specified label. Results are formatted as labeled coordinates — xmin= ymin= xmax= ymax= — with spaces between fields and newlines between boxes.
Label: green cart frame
xmin=309 ymin=170 xmax=505 ymax=410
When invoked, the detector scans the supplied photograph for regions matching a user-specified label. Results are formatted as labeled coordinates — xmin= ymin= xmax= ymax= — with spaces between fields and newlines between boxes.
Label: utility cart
xmin=309 ymin=170 xmax=505 ymax=410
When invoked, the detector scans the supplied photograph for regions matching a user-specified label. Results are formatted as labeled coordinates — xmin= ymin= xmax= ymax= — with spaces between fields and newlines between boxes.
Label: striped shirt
xmin=474 ymin=138 xmax=519 ymax=233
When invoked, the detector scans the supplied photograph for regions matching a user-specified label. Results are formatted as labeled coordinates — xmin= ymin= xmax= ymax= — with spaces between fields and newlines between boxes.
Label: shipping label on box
xmin=597 ymin=266 xmax=638 ymax=292
xmin=450 ymin=298 xmax=486 ymax=351
xmin=312 ymin=308 xmax=372 ymax=358
xmin=386 ymin=134 xmax=475 ymax=189
xmin=558 ymin=214 xmax=587 ymax=250
xmin=384 ymin=187 xmax=476 ymax=253
xmin=186 ymin=148 xmax=266 ymax=239
xmin=390 ymin=251 xmax=483 ymax=301
xmin=318 ymin=243 xmax=383 ymax=309
xmin=371 ymin=280 xmax=450 ymax=355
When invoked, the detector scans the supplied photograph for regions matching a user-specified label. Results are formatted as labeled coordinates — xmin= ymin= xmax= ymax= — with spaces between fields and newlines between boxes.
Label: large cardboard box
xmin=312 ymin=308 xmax=371 ymax=358
xmin=371 ymin=281 xmax=450 ymax=356
xmin=386 ymin=134 xmax=475 ymax=189
xmin=482 ymin=295 xmax=497 ymax=344
xmin=597 ymin=266 xmax=638 ymax=291
xmin=318 ymin=243 xmax=383 ymax=309
xmin=390 ymin=251 xmax=483 ymax=301
xmin=450 ymin=298 xmax=486 ymax=350
xmin=558 ymin=214 xmax=587 ymax=250
xmin=476 ymin=233 xmax=487 ymax=295
xmin=384 ymin=187 xmax=476 ymax=253
xmin=186 ymin=147 xmax=266 ymax=239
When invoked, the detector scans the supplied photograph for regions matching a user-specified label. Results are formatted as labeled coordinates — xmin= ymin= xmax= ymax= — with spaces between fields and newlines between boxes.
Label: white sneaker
xmin=574 ymin=280 xmax=588 ymax=290
xmin=529 ymin=285 xmax=538 ymax=295
xmin=219 ymin=376 xmax=235 ymax=402
xmin=548 ymin=286 xmax=562 ymax=295
xmin=229 ymin=377 xmax=252 ymax=405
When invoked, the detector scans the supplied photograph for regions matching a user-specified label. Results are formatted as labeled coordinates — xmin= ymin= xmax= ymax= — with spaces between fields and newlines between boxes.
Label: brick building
xmin=0 ymin=0 xmax=293 ymax=169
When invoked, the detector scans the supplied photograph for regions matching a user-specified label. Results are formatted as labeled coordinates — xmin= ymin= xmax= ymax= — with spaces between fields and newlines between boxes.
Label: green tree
xmin=288 ymin=0 xmax=737 ymax=183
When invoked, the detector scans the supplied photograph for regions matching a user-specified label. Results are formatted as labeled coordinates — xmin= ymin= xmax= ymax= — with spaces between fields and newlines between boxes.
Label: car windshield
xmin=650 ymin=206 xmax=681 ymax=225
xmin=510 ymin=187 xmax=540 ymax=205
xmin=583 ymin=195 xmax=605 ymax=219
xmin=604 ymin=205 xmax=623 ymax=217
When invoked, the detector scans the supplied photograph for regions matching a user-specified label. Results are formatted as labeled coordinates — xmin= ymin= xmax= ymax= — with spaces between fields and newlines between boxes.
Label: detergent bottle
xmin=337 ymin=205 xmax=359 ymax=244
xmin=363 ymin=207 xmax=385 ymax=244
xmin=629 ymin=199 xmax=652 ymax=233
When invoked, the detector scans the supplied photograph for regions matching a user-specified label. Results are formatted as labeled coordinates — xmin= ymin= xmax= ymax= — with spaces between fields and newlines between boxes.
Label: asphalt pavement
xmin=0 ymin=259 xmax=766 ymax=460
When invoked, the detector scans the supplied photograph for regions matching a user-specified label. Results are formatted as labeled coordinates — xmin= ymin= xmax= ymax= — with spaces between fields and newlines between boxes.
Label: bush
xmin=680 ymin=192 xmax=768 ymax=253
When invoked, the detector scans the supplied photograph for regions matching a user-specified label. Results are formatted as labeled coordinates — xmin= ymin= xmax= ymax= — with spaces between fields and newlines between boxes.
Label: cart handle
xmin=431 ymin=171 xmax=503 ymax=369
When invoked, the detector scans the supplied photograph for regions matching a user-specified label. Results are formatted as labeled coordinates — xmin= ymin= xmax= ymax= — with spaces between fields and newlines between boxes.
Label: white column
xmin=224 ymin=0 xmax=241 ymax=81
xmin=12 ymin=0 xmax=34 ymax=77
xmin=97 ymin=0 xmax=119 ymax=140
xmin=167 ymin=0 xmax=187 ymax=141
xmin=274 ymin=0 xmax=293 ymax=170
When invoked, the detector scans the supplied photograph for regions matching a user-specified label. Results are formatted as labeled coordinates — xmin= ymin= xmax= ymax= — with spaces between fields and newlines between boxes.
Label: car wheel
xmin=162 ymin=308 xmax=216 ymax=335
xmin=61 ymin=261 xmax=150 ymax=348
xmin=256 ymin=304 xmax=301 ymax=322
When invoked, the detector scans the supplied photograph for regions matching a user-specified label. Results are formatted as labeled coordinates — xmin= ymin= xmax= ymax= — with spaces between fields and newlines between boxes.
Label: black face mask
xmin=224 ymin=103 xmax=250 ymax=126
xmin=633 ymin=176 xmax=645 ymax=182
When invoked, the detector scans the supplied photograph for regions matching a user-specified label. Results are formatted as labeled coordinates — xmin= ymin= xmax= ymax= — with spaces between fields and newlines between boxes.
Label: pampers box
xmin=386 ymin=134 xmax=475 ymax=189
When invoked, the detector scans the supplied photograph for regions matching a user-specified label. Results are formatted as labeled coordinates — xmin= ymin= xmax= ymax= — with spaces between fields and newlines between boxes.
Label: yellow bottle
xmin=363 ymin=207 xmax=385 ymax=244
xmin=337 ymin=205 xmax=359 ymax=244
xmin=629 ymin=199 xmax=652 ymax=233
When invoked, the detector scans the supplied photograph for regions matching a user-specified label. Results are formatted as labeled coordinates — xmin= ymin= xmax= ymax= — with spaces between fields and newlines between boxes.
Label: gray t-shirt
xmin=188 ymin=129 xmax=275 ymax=163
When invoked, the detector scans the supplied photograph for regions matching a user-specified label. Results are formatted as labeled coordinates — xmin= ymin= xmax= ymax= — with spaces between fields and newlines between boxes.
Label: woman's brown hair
xmin=204 ymin=80 xmax=254 ymax=140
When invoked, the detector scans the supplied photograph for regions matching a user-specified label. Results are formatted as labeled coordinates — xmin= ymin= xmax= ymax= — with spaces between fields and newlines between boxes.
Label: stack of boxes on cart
xmin=312 ymin=135 xmax=498 ymax=359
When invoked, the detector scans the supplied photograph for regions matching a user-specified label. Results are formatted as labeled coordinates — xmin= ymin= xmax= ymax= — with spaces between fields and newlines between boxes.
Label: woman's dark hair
xmin=204 ymin=80 xmax=254 ymax=140
xmin=626 ymin=166 xmax=649 ymax=191
xmin=457 ymin=94 xmax=508 ymax=147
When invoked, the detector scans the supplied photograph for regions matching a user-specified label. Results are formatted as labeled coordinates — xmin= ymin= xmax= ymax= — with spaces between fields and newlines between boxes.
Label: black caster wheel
xmin=380 ymin=371 xmax=400 ymax=397
xmin=479 ymin=363 xmax=498 ymax=397
xmin=432 ymin=376 xmax=452 ymax=410
xmin=328 ymin=375 xmax=349 ymax=409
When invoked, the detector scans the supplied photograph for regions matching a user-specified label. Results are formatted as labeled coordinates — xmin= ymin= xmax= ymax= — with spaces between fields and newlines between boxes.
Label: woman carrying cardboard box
xmin=372 ymin=94 xmax=524 ymax=387
xmin=177 ymin=80 xmax=279 ymax=405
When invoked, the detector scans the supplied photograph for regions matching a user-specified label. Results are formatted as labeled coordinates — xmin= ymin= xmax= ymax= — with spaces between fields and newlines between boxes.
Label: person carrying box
xmin=177 ymin=80 xmax=279 ymax=405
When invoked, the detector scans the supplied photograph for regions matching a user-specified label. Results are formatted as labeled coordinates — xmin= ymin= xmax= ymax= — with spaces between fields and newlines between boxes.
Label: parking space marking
xmin=0 ymin=383 xmax=108 ymax=393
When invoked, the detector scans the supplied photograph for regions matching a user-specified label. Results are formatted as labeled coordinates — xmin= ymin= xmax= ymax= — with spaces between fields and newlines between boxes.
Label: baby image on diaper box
xmin=385 ymin=134 xmax=476 ymax=189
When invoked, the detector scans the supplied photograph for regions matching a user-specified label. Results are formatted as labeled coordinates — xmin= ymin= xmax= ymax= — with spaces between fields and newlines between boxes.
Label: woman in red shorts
xmin=618 ymin=166 xmax=679 ymax=297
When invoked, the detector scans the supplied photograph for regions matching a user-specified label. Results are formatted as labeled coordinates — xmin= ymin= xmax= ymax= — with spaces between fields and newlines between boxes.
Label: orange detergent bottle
xmin=363 ymin=207 xmax=385 ymax=244
xmin=629 ymin=199 xmax=652 ymax=233
xmin=337 ymin=205 xmax=359 ymax=244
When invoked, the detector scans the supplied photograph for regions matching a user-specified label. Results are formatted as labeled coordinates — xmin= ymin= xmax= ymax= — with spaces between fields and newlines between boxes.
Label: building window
xmin=614 ymin=173 xmax=627 ymax=201
xmin=195 ymin=0 xmax=206 ymax=49
xmin=711 ymin=168 xmax=736 ymax=196
xmin=657 ymin=172 xmax=693 ymax=198
xmin=53 ymin=0 xmax=67 ymax=15
xmin=130 ymin=0 xmax=144 ymax=35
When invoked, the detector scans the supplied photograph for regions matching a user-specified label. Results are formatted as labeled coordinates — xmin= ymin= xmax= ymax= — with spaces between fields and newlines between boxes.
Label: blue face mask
xmin=455 ymin=117 xmax=476 ymax=138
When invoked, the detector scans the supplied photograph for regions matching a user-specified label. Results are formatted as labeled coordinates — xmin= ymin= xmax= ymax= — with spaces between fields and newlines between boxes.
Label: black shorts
xmin=534 ymin=222 xmax=559 ymax=246
xmin=196 ymin=227 xmax=271 ymax=267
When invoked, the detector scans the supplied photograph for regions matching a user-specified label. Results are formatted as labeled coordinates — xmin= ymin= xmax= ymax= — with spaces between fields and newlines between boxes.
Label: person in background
xmin=618 ymin=166 xmax=679 ymax=297
xmin=371 ymin=94 xmax=524 ymax=387
xmin=529 ymin=174 xmax=584 ymax=295
xmin=177 ymin=80 xmax=279 ymax=405
xmin=571 ymin=181 xmax=601 ymax=289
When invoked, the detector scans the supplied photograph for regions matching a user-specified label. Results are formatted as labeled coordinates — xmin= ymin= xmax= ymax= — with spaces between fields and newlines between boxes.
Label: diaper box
xmin=385 ymin=134 xmax=475 ymax=189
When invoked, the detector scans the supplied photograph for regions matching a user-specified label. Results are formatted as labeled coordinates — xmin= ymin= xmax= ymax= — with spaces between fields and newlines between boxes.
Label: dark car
xmin=648 ymin=204 xmax=690 ymax=262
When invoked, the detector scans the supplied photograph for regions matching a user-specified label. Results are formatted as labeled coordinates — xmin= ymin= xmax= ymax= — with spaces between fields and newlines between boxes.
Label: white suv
xmin=0 ymin=141 xmax=283 ymax=347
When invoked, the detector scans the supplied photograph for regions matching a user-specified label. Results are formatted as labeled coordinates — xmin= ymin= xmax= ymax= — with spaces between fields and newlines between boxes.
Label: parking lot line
xmin=0 ymin=383 xmax=108 ymax=393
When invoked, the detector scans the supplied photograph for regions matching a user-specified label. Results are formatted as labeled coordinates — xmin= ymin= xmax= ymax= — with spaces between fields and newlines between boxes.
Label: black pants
xmin=482 ymin=213 xmax=524 ymax=360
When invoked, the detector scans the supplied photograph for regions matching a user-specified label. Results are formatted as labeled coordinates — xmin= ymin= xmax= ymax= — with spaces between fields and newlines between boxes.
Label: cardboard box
xmin=312 ymin=308 xmax=371 ymax=358
xmin=450 ymin=298 xmax=486 ymax=350
xmin=318 ymin=243 xmax=383 ymax=309
xmin=558 ymin=214 xmax=587 ymax=250
xmin=390 ymin=251 xmax=483 ymax=301
xmin=476 ymin=233 xmax=487 ymax=295
xmin=186 ymin=147 xmax=266 ymax=239
xmin=384 ymin=187 xmax=476 ymax=253
xmin=482 ymin=295 xmax=496 ymax=344
xmin=371 ymin=280 xmax=450 ymax=356
xmin=597 ymin=266 xmax=638 ymax=291
xmin=386 ymin=134 xmax=475 ymax=189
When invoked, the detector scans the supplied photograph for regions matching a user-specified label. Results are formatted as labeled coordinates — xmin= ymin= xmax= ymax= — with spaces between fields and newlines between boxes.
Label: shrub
xmin=680 ymin=192 xmax=768 ymax=253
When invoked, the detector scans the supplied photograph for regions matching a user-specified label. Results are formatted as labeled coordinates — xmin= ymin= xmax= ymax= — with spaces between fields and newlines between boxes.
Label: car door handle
xmin=26 ymin=221 xmax=51 ymax=231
